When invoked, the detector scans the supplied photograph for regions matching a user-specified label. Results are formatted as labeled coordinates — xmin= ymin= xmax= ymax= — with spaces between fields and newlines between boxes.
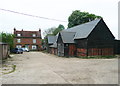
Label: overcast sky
xmin=0 ymin=0 xmax=119 ymax=39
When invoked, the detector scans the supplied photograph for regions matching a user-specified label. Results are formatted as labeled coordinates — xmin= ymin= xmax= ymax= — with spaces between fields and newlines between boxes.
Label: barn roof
xmin=49 ymin=43 xmax=57 ymax=48
xmin=0 ymin=42 xmax=8 ymax=45
xmin=47 ymin=36 xmax=57 ymax=44
xmin=60 ymin=31 xmax=76 ymax=43
xmin=63 ymin=18 xmax=101 ymax=39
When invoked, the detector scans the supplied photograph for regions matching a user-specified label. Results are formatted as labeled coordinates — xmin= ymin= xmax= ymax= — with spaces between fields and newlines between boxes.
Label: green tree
xmin=42 ymin=24 xmax=65 ymax=51
xmin=43 ymin=27 xmax=56 ymax=37
xmin=0 ymin=32 xmax=14 ymax=49
xmin=43 ymin=24 xmax=65 ymax=37
xmin=68 ymin=10 xmax=102 ymax=28
xmin=53 ymin=24 xmax=65 ymax=35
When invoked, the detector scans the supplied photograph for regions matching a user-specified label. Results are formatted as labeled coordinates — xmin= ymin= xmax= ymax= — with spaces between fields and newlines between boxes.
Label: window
xmin=17 ymin=34 xmax=21 ymax=36
xmin=32 ymin=34 xmax=36 ymax=37
xmin=33 ymin=39 xmax=36 ymax=43
xmin=16 ymin=45 xmax=22 ymax=48
xmin=17 ymin=39 xmax=21 ymax=43
xmin=25 ymin=45 xmax=29 ymax=49
xmin=32 ymin=45 xmax=37 ymax=50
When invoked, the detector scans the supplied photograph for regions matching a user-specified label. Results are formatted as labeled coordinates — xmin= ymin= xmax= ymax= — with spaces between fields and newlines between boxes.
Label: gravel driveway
xmin=1 ymin=52 xmax=118 ymax=84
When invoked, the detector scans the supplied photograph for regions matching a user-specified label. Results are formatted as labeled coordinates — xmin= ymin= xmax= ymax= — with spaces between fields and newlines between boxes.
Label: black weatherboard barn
xmin=57 ymin=31 xmax=76 ymax=57
xmin=57 ymin=18 xmax=115 ymax=57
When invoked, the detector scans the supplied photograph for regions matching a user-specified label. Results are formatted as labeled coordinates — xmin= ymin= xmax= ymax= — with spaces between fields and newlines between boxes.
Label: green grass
xmin=2 ymin=64 xmax=16 ymax=74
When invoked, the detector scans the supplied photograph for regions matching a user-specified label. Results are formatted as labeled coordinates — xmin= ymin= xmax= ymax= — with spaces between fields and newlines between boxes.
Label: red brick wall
xmin=69 ymin=44 xmax=76 ymax=56
xmin=14 ymin=38 xmax=42 ymax=50
xmin=77 ymin=48 xmax=87 ymax=56
xmin=76 ymin=48 xmax=114 ymax=57
xmin=50 ymin=48 xmax=57 ymax=55
xmin=88 ymin=48 xmax=114 ymax=56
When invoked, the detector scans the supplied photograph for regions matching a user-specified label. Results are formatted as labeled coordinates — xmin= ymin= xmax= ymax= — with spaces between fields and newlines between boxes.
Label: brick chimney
xmin=39 ymin=28 xmax=41 ymax=32
xmin=39 ymin=28 xmax=41 ymax=38
xmin=14 ymin=28 xmax=16 ymax=34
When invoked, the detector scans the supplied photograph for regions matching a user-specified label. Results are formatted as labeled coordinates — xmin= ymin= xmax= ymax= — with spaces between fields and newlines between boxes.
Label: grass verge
xmin=2 ymin=64 xmax=16 ymax=74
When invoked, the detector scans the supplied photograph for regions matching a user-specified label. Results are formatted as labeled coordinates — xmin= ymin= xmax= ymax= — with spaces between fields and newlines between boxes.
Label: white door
xmin=32 ymin=45 xmax=37 ymax=50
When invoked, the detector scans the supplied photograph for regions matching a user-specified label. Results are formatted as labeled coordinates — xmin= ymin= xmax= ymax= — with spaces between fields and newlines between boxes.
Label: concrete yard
xmin=1 ymin=52 xmax=118 ymax=84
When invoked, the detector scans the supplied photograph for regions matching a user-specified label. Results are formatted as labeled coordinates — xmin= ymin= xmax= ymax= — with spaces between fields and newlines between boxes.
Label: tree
xmin=42 ymin=24 xmax=65 ymax=51
xmin=43 ymin=24 xmax=65 ymax=37
xmin=0 ymin=32 xmax=14 ymax=49
xmin=43 ymin=27 xmax=56 ymax=37
xmin=68 ymin=10 xmax=102 ymax=28
xmin=52 ymin=24 xmax=65 ymax=35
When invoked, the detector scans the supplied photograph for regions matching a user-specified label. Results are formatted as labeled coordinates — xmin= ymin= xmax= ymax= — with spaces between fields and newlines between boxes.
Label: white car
xmin=22 ymin=48 xmax=29 ymax=52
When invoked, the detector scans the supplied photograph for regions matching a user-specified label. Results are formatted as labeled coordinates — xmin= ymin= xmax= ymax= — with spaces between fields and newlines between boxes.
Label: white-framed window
xmin=16 ymin=45 xmax=22 ymax=48
xmin=32 ymin=45 xmax=37 ymax=50
xmin=17 ymin=39 xmax=21 ymax=43
xmin=32 ymin=34 xmax=36 ymax=37
xmin=17 ymin=34 xmax=21 ymax=36
xmin=33 ymin=39 xmax=36 ymax=43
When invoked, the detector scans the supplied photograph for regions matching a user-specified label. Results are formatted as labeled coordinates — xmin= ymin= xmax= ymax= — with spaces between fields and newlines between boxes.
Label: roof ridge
xmin=67 ymin=18 xmax=101 ymax=30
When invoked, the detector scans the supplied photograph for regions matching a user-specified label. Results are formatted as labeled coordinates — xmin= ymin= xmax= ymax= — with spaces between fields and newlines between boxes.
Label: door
xmin=58 ymin=43 xmax=64 ymax=56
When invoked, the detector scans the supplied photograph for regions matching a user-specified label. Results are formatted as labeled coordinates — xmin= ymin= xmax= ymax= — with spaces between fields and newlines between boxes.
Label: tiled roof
xmin=64 ymin=18 xmax=101 ymax=39
xmin=15 ymin=30 xmax=41 ymax=38
xmin=60 ymin=31 xmax=76 ymax=43
xmin=47 ymin=36 xmax=57 ymax=44
xmin=0 ymin=42 xmax=8 ymax=44
xmin=49 ymin=43 xmax=57 ymax=48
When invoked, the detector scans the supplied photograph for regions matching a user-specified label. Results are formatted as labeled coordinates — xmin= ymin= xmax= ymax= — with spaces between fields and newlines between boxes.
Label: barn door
xmin=58 ymin=43 xmax=64 ymax=56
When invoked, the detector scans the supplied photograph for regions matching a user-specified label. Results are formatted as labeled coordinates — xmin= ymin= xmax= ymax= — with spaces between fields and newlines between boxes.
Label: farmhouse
xmin=56 ymin=18 xmax=115 ymax=57
xmin=14 ymin=29 xmax=42 ymax=51
xmin=0 ymin=42 xmax=10 ymax=60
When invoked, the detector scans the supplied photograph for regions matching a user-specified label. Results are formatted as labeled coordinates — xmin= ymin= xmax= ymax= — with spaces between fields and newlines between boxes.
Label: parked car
xmin=22 ymin=48 xmax=29 ymax=52
xmin=10 ymin=48 xmax=23 ymax=54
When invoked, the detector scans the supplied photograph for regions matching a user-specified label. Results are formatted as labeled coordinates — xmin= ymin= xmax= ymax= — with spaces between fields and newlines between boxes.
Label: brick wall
xmin=14 ymin=38 xmax=42 ymax=50
xmin=76 ymin=48 xmax=114 ymax=57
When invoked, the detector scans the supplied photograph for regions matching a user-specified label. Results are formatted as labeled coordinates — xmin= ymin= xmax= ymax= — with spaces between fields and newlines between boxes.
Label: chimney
xmin=39 ymin=28 xmax=41 ymax=32
xmin=14 ymin=28 xmax=16 ymax=34
xmin=14 ymin=28 xmax=16 ymax=31
xmin=39 ymin=28 xmax=42 ymax=39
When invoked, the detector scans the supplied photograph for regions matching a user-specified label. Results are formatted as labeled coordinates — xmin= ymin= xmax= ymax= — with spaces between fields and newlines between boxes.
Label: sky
xmin=0 ymin=0 xmax=119 ymax=39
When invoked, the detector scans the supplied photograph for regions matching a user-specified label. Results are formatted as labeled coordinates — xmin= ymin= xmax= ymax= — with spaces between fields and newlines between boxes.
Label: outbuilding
xmin=47 ymin=35 xmax=57 ymax=53
xmin=0 ymin=42 xmax=10 ymax=60
xmin=57 ymin=18 xmax=115 ymax=57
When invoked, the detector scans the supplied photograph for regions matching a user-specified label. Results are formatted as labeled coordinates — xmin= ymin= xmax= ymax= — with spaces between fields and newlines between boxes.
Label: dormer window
xmin=17 ymin=34 xmax=21 ymax=36
xmin=32 ymin=34 xmax=36 ymax=37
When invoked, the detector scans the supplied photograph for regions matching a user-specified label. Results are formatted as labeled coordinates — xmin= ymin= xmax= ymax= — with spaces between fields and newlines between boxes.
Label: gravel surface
xmin=1 ymin=52 xmax=118 ymax=84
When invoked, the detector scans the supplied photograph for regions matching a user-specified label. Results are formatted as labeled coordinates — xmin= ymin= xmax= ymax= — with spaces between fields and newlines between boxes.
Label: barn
xmin=57 ymin=18 xmax=115 ymax=57
xmin=57 ymin=32 xmax=76 ymax=57
xmin=49 ymin=43 xmax=57 ymax=55
xmin=47 ymin=35 xmax=57 ymax=54
xmin=114 ymin=40 xmax=120 ymax=54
